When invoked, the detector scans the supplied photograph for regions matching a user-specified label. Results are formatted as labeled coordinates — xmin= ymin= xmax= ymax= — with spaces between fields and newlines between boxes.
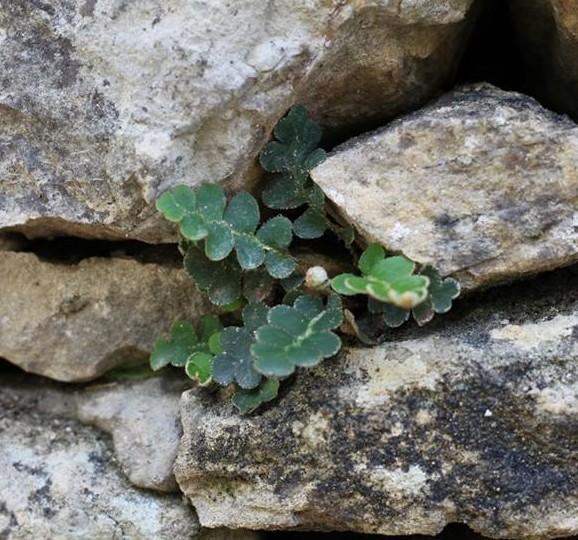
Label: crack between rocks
xmin=0 ymin=232 xmax=182 ymax=267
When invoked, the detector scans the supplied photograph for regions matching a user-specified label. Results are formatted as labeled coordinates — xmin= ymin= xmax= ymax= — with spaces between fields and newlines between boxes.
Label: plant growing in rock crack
xmin=150 ymin=105 xmax=461 ymax=413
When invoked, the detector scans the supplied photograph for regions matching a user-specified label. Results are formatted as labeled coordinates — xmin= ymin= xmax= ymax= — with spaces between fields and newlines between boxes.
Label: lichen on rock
xmin=0 ymin=373 xmax=200 ymax=540
xmin=174 ymin=265 xmax=578 ymax=538
xmin=311 ymin=84 xmax=578 ymax=290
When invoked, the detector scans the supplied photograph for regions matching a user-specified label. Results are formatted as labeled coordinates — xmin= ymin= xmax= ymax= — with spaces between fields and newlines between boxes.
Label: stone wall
xmin=1 ymin=1 xmax=577 ymax=539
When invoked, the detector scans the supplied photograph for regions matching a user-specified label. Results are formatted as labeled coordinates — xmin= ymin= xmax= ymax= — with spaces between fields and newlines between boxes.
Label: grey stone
xmin=77 ymin=375 xmax=189 ymax=492
xmin=0 ymin=0 xmax=475 ymax=242
xmin=0 ymin=375 xmax=199 ymax=540
xmin=311 ymin=84 xmax=578 ymax=290
xmin=0 ymin=251 xmax=210 ymax=381
xmin=175 ymin=265 xmax=578 ymax=538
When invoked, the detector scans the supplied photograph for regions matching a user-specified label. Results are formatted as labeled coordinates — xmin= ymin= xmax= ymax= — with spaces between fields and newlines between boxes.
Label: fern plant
xmin=149 ymin=105 xmax=460 ymax=413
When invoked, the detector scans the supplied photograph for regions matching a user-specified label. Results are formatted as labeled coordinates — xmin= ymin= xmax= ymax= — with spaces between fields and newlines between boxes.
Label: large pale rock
xmin=0 ymin=0 xmax=475 ymax=242
xmin=311 ymin=84 xmax=578 ymax=290
xmin=0 ymin=252 xmax=210 ymax=381
xmin=509 ymin=0 xmax=578 ymax=120
xmin=175 ymin=265 xmax=578 ymax=539
xmin=77 ymin=375 xmax=189 ymax=492
xmin=0 ymin=376 xmax=199 ymax=540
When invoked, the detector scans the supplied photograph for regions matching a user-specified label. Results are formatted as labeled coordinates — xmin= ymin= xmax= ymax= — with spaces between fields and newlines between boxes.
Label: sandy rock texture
xmin=311 ymin=84 xmax=578 ymax=290
xmin=0 ymin=0 xmax=475 ymax=241
xmin=0 ymin=251 xmax=210 ymax=381
xmin=175 ymin=265 xmax=578 ymax=539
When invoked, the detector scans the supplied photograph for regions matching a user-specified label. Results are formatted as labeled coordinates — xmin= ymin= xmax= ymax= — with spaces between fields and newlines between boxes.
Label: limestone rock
xmin=77 ymin=375 xmax=188 ymax=492
xmin=0 ymin=376 xmax=199 ymax=540
xmin=0 ymin=252 xmax=210 ymax=381
xmin=509 ymin=0 xmax=578 ymax=120
xmin=311 ymin=84 xmax=578 ymax=290
xmin=175 ymin=265 xmax=578 ymax=538
xmin=0 ymin=0 xmax=475 ymax=242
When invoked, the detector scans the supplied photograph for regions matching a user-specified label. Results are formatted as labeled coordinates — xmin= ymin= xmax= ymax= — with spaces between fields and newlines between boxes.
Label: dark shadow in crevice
xmin=1 ymin=232 xmax=182 ymax=266
xmin=319 ymin=0 xmax=542 ymax=152
xmin=263 ymin=522 xmax=577 ymax=540
xmin=454 ymin=0 xmax=529 ymax=94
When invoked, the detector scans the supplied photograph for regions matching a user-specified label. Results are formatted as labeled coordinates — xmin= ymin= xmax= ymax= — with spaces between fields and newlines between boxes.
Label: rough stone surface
xmin=311 ymin=84 xmax=578 ymax=290
xmin=510 ymin=0 xmax=578 ymax=120
xmin=175 ymin=265 xmax=578 ymax=539
xmin=0 ymin=376 xmax=199 ymax=540
xmin=0 ymin=251 xmax=210 ymax=381
xmin=77 ymin=375 xmax=189 ymax=492
xmin=0 ymin=0 xmax=475 ymax=242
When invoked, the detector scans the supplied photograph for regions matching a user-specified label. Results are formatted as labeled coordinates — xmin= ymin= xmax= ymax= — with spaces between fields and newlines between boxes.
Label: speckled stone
xmin=0 ymin=0 xmax=475 ymax=241
xmin=311 ymin=84 xmax=578 ymax=291
xmin=0 ymin=376 xmax=199 ymax=540
xmin=175 ymin=265 xmax=578 ymax=539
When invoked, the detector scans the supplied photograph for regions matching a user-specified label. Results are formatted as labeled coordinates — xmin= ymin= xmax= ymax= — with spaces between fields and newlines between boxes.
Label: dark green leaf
xmin=257 ymin=216 xmax=293 ymax=248
xmin=235 ymin=235 xmax=265 ymax=270
xmin=231 ymin=378 xmax=280 ymax=414
xmin=265 ymin=251 xmax=296 ymax=279
xmin=421 ymin=265 xmax=461 ymax=314
xmin=305 ymin=182 xmax=326 ymax=210
xmin=261 ymin=175 xmax=306 ymax=210
xmin=150 ymin=321 xmax=198 ymax=370
xmin=158 ymin=184 xmax=294 ymax=279
xmin=252 ymin=294 xmax=343 ymax=377
xmin=212 ymin=327 xmax=262 ymax=389
xmin=199 ymin=315 xmax=223 ymax=342
xmin=208 ymin=259 xmax=243 ymax=306
xmin=337 ymin=225 xmax=355 ymax=247
xmin=260 ymin=106 xmax=323 ymax=177
xmin=293 ymin=208 xmax=327 ymax=239
xmin=196 ymin=183 xmax=227 ymax=219
xmin=369 ymin=300 xmax=410 ymax=328
xmin=242 ymin=303 xmax=269 ymax=333
xmin=183 ymin=246 xmax=216 ymax=291
xmin=281 ymin=272 xmax=304 ymax=292
xmin=224 ymin=192 xmax=260 ymax=233
xmin=184 ymin=245 xmax=243 ymax=306
xmin=412 ymin=298 xmax=435 ymax=326
xmin=205 ymin=221 xmax=235 ymax=261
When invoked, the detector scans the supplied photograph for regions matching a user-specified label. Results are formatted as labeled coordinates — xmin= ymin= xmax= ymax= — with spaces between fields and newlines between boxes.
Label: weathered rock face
xmin=298 ymin=1 xmax=476 ymax=136
xmin=0 ymin=376 xmax=199 ymax=540
xmin=311 ymin=84 xmax=578 ymax=290
xmin=509 ymin=0 xmax=578 ymax=120
xmin=77 ymin=375 xmax=189 ymax=492
xmin=0 ymin=252 xmax=210 ymax=381
xmin=0 ymin=0 xmax=475 ymax=242
xmin=175 ymin=265 xmax=578 ymax=539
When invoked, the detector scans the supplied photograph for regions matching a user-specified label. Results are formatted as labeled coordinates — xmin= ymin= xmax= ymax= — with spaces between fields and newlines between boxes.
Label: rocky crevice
xmin=1 ymin=1 xmax=578 ymax=539
xmin=175 ymin=264 xmax=578 ymax=538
